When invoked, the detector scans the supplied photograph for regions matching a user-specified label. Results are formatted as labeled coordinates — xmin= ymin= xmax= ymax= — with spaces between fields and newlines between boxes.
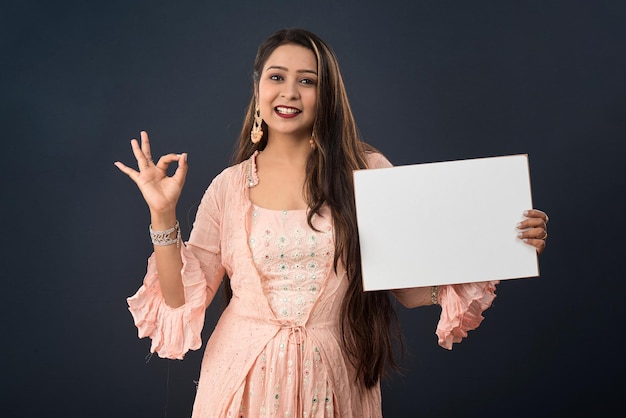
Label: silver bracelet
xmin=149 ymin=221 xmax=180 ymax=248
xmin=430 ymin=285 xmax=439 ymax=305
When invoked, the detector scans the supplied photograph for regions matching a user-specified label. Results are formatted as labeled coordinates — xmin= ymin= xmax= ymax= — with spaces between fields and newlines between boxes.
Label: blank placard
xmin=354 ymin=154 xmax=539 ymax=291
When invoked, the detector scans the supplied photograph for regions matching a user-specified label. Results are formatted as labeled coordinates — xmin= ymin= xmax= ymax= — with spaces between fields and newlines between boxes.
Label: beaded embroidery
xmin=235 ymin=151 xmax=337 ymax=416
xmin=249 ymin=205 xmax=333 ymax=325
xmin=246 ymin=151 xmax=260 ymax=188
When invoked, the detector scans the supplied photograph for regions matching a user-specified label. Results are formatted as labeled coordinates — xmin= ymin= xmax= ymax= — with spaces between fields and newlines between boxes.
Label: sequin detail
xmin=249 ymin=206 xmax=333 ymax=326
xmin=230 ymin=205 xmax=336 ymax=416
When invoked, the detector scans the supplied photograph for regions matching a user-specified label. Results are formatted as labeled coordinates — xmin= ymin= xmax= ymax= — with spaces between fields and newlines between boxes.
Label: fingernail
xmin=523 ymin=238 xmax=529 ymax=243
xmin=184 ymin=153 xmax=188 ymax=161
xmin=517 ymin=232 xmax=523 ymax=239
xmin=515 ymin=222 xmax=522 ymax=229
xmin=523 ymin=210 xmax=529 ymax=216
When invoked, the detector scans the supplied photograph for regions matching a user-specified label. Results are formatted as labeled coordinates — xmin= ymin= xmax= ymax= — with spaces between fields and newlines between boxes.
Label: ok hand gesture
xmin=114 ymin=131 xmax=188 ymax=217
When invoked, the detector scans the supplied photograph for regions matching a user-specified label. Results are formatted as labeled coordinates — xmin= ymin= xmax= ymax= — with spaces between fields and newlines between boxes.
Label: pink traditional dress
xmin=127 ymin=152 xmax=498 ymax=417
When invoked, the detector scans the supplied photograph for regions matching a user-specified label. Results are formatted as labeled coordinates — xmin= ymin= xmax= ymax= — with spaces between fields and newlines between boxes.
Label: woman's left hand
xmin=517 ymin=209 xmax=549 ymax=254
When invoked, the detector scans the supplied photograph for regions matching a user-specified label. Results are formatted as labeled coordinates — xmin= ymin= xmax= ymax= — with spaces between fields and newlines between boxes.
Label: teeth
xmin=276 ymin=106 xmax=300 ymax=114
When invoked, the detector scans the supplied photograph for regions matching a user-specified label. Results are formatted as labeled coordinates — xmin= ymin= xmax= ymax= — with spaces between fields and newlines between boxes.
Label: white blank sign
xmin=354 ymin=154 xmax=539 ymax=291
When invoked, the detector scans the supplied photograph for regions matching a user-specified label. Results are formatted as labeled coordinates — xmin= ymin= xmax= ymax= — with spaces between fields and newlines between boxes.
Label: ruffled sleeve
xmin=126 ymin=176 xmax=227 ymax=360
xmin=127 ymin=246 xmax=221 ymax=359
xmin=436 ymin=280 xmax=499 ymax=349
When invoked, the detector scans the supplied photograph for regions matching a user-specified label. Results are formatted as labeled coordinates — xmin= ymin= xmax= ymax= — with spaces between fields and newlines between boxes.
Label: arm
xmin=392 ymin=286 xmax=437 ymax=308
xmin=395 ymin=208 xmax=549 ymax=349
xmin=125 ymin=188 xmax=225 ymax=359
xmin=151 ymin=213 xmax=185 ymax=307
xmin=114 ymin=131 xmax=188 ymax=307
xmin=117 ymin=131 xmax=217 ymax=359
xmin=364 ymin=150 xmax=550 ymax=347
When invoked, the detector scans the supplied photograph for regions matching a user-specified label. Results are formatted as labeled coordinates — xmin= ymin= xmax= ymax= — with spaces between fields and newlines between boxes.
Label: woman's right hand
xmin=114 ymin=131 xmax=188 ymax=219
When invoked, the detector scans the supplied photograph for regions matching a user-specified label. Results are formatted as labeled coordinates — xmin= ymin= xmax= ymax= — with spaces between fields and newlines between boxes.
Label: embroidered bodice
xmin=249 ymin=205 xmax=334 ymax=326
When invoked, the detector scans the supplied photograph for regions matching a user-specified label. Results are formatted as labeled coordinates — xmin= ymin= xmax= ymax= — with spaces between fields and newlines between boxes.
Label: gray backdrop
xmin=2 ymin=0 xmax=625 ymax=417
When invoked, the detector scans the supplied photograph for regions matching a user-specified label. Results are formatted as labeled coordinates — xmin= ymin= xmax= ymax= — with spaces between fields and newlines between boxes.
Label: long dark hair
xmin=228 ymin=28 xmax=401 ymax=388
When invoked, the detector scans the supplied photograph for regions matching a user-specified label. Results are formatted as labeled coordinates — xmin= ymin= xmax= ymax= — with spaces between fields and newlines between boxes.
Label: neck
xmin=262 ymin=133 xmax=312 ymax=164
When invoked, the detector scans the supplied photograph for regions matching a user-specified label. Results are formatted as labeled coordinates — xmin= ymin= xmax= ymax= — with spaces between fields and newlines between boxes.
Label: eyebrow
xmin=265 ymin=65 xmax=318 ymax=75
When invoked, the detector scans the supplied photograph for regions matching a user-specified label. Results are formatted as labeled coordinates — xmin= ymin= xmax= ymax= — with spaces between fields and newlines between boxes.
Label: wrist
xmin=430 ymin=285 xmax=439 ymax=305
xmin=149 ymin=220 xmax=181 ymax=248
xmin=150 ymin=211 xmax=177 ymax=230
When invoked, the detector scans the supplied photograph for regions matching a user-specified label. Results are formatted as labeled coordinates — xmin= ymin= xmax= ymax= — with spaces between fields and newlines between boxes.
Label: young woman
xmin=115 ymin=28 xmax=548 ymax=417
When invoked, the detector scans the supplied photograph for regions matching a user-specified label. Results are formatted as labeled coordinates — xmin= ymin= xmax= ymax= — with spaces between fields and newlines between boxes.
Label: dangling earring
xmin=250 ymin=102 xmax=263 ymax=144
xmin=309 ymin=132 xmax=316 ymax=150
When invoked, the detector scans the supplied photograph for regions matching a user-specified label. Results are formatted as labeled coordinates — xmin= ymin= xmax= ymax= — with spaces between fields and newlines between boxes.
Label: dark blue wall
xmin=1 ymin=0 xmax=625 ymax=416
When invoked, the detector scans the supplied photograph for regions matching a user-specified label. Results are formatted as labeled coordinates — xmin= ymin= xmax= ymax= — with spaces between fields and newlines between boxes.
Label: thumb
xmin=172 ymin=153 xmax=189 ymax=185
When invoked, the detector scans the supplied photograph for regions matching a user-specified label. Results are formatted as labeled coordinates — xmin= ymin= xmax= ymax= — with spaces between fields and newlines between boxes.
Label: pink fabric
xmin=234 ymin=203 xmax=337 ymax=416
xmin=436 ymin=281 xmax=499 ymax=349
xmin=126 ymin=151 xmax=497 ymax=417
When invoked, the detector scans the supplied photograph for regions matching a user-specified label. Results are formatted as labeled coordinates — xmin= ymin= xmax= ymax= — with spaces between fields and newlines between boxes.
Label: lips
xmin=275 ymin=106 xmax=301 ymax=118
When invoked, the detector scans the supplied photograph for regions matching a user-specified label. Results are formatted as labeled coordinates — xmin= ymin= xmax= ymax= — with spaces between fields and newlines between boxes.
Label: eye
xmin=300 ymin=78 xmax=317 ymax=86
xmin=269 ymin=74 xmax=283 ymax=81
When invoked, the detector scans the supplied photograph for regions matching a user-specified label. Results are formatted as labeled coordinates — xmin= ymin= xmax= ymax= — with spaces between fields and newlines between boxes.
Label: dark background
xmin=2 ymin=0 xmax=625 ymax=417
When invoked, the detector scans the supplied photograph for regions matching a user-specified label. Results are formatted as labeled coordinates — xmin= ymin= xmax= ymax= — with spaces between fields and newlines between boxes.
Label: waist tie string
xmin=270 ymin=319 xmax=309 ymax=416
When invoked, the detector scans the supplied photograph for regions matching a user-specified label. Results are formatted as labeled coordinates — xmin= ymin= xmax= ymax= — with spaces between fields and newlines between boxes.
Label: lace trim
xmin=246 ymin=150 xmax=260 ymax=188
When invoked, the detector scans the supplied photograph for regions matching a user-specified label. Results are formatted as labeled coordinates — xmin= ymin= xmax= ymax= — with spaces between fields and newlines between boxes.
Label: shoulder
xmin=363 ymin=151 xmax=393 ymax=169
xmin=209 ymin=156 xmax=250 ymax=189
xmin=201 ymin=158 xmax=248 ymax=204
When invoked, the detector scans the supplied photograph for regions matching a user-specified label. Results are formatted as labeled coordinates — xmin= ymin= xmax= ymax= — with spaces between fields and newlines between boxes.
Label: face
xmin=257 ymin=43 xmax=318 ymax=141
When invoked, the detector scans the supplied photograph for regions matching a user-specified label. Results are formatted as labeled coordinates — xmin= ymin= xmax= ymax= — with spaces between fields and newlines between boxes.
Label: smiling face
xmin=257 ymin=43 xmax=318 ymax=142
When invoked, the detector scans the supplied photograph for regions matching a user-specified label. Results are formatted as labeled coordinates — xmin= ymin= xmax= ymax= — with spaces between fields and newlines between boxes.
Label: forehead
xmin=263 ymin=43 xmax=317 ymax=72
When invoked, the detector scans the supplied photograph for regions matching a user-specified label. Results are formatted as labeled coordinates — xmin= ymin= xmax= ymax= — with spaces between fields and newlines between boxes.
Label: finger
xmin=140 ymin=131 xmax=154 ymax=161
xmin=523 ymin=238 xmax=546 ymax=254
xmin=154 ymin=153 xmax=183 ymax=171
xmin=523 ymin=209 xmax=549 ymax=223
xmin=171 ymin=153 xmax=189 ymax=185
xmin=517 ymin=217 xmax=547 ymax=231
xmin=154 ymin=153 xmax=188 ymax=184
xmin=517 ymin=227 xmax=547 ymax=240
xmin=130 ymin=138 xmax=150 ymax=169
xmin=113 ymin=161 xmax=140 ymax=181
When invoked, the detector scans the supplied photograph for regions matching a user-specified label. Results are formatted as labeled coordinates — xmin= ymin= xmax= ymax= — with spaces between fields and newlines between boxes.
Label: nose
xmin=280 ymin=80 xmax=300 ymax=100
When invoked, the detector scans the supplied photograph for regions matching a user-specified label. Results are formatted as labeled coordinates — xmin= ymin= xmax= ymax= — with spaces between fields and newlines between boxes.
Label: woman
xmin=115 ymin=28 xmax=548 ymax=417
